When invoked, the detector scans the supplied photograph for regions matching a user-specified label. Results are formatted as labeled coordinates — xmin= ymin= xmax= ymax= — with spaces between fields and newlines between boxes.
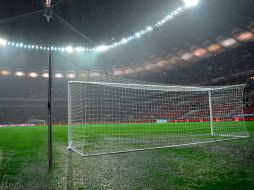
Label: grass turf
xmin=0 ymin=121 xmax=253 ymax=189
xmin=72 ymin=121 xmax=248 ymax=155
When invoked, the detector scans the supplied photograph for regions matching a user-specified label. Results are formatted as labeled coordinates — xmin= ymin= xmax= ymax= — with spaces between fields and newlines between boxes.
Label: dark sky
xmin=0 ymin=0 xmax=182 ymax=45
xmin=1 ymin=0 xmax=254 ymax=46
xmin=0 ymin=0 xmax=254 ymax=80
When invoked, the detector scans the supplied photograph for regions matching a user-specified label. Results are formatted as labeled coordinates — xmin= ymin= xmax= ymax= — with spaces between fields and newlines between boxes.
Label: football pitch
xmin=0 ymin=121 xmax=254 ymax=189
xmin=71 ymin=122 xmax=249 ymax=156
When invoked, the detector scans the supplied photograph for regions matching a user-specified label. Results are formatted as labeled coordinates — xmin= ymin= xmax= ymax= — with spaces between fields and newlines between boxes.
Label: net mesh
xmin=68 ymin=81 xmax=249 ymax=156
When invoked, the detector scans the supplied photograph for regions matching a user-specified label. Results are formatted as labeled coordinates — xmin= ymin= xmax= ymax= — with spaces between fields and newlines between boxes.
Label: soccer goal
xmin=27 ymin=119 xmax=46 ymax=126
xmin=67 ymin=81 xmax=249 ymax=156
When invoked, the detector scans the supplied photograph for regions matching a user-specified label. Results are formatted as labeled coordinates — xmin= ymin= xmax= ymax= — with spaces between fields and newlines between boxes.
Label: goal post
xmin=67 ymin=82 xmax=72 ymax=150
xmin=68 ymin=81 xmax=249 ymax=156
xmin=208 ymin=90 xmax=214 ymax=136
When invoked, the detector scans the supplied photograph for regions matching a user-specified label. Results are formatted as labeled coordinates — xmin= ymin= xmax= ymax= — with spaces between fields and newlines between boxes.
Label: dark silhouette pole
xmin=48 ymin=48 xmax=53 ymax=170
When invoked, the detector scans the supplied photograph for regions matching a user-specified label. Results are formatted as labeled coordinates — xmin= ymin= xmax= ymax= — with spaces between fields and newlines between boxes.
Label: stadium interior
xmin=0 ymin=0 xmax=254 ymax=125
xmin=0 ymin=0 xmax=254 ymax=189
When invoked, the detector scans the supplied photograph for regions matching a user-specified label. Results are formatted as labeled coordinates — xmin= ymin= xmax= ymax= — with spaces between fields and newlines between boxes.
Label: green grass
xmin=0 ymin=122 xmax=254 ymax=189
xmin=72 ymin=121 xmax=248 ymax=154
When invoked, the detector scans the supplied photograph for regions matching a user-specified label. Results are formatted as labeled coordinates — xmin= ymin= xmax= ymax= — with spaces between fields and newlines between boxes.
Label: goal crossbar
xmin=69 ymin=81 xmax=245 ymax=92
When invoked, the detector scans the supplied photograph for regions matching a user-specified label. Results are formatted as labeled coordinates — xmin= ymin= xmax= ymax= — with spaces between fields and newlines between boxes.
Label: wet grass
xmin=0 ymin=122 xmax=253 ymax=189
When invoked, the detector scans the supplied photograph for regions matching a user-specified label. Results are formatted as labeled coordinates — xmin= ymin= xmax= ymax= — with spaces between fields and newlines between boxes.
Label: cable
xmin=51 ymin=0 xmax=72 ymax=10
xmin=53 ymin=13 xmax=97 ymax=45
xmin=53 ymin=51 xmax=93 ymax=71
xmin=0 ymin=10 xmax=44 ymax=25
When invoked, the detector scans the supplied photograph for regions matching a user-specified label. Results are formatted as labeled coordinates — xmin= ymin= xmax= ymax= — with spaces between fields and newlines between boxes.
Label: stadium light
xmin=0 ymin=38 xmax=7 ymax=45
xmin=66 ymin=72 xmax=76 ymax=79
xmin=96 ymin=45 xmax=109 ymax=52
xmin=75 ymin=47 xmax=85 ymax=52
xmin=42 ymin=71 xmax=49 ymax=78
xmin=181 ymin=53 xmax=193 ymax=60
xmin=15 ymin=71 xmax=25 ymax=77
xmin=193 ymin=48 xmax=208 ymax=57
xmin=0 ymin=69 xmax=10 ymax=76
xmin=207 ymin=44 xmax=222 ymax=53
xmin=134 ymin=67 xmax=146 ymax=73
xmin=135 ymin=32 xmax=141 ymax=38
xmin=220 ymin=38 xmax=237 ymax=48
xmin=0 ymin=1 xmax=195 ymax=53
xmin=55 ymin=73 xmax=63 ymax=78
xmin=89 ymin=72 xmax=101 ymax=77
xmin=29 ymin=72 xmax=39 ymax=78
xmin=113 ymin=70 xmax=124 ymax=76
xmin=237 ymin=32 xmax=254 ymax=42
xmin=65 ymin=46 xmax=74 ymax=53
xmin=145 ymin=63 xmax=157 ymax=70
xmin=146 ymin=26 xmax=153 ymax=32
xmin=183 ymin=0 xmax=199 ymax=8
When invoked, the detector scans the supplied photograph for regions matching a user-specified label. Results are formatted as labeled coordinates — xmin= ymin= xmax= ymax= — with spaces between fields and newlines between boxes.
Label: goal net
xmin=27 ymin=119 xmax=46 ymax=126
xmin=68 ymin=81 xmax=249 ymax=156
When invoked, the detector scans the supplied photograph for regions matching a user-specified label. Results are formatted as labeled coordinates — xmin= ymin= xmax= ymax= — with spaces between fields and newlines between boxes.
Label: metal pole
xmin=208 ymin=90 xmax=214 ymax=136
xmin=48 ymin=48 xmax=53 ymax=169
xmin=67 ymin=82 xmax=72 ymax=150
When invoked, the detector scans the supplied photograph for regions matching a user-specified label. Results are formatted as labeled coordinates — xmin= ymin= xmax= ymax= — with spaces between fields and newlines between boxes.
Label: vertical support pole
xmin=208 ymin=90 xmax=214 ymax=136
xmin=48 ymin=48 xmax=53 ymax=169
xmin=67 ymin=82 xmax=72 ymax=150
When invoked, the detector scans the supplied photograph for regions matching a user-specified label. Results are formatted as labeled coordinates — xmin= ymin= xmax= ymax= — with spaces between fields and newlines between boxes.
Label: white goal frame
xmin=67 ymin=81 xmax=249 ymax=157
xmin=27 ymin=119 xmax=46 ymax=126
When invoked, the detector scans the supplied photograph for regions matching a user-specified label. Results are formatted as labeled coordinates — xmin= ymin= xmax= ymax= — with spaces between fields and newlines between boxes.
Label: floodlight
xmin=207 ymin=44 xmax=222 ymax=53
xmin=78 ymin=70 xmax=88 ymax=78
xmin=55 ymin=73 xmax=63 ymax=78
xmin=89 ymin=72 xmax=101 ymax=77
xmin=75 ymin=47 xmax=85 ymax=52
xmin=0 ymin=69 xmax=10 ymax=76
xmin=65 ymin=46 xmax=74 ymax=53
xmin=146 ymin=26 xmax=153 ymax=32
xmin=15 ymin=71 xmax=25 ymax=77
xmin=237 ymin=32 xmax=254 ymax=41
xmin=66 ymin=72 xmax=76 ymax=79
xmin=121 ymin=38 xmax=128 ymax=44
xmin=220 ymin=38 xmax=237 ymax=47
xmin=96 ymin=45 xmax=109 ymax=52
xmin=113 ymin=70 xmax=124 ymax=76
xmin=145 ymin=63 xmax=156 ymax=70
xmin=135 ymin=67 xmax=146 ymax=73
xmin=29 ymin=72 xmax=39 ymax=78
xmin=184 ymin=0 xmax=199 ymax=8
xmin=193 ymin=48 xmax=208 ymax=57
xmin=42 ymin=71 xmax=49 ymax=78
xmin=0 ymin=38 xmax=7 ymax=45
xmin=181 ymin=53 xmax=193 ymax=60
xmin=135 ymin=32 xmax=141 ymax=38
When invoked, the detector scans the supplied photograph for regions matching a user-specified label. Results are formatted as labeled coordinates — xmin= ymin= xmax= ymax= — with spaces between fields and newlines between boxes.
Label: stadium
xmin=0 ymin=0 xmax=254 ymax=189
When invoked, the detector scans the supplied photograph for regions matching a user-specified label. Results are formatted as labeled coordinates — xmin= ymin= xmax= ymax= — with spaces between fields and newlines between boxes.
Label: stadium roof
xmin=0 ymin=0 xmax=254 ymax=78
